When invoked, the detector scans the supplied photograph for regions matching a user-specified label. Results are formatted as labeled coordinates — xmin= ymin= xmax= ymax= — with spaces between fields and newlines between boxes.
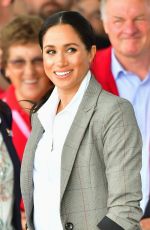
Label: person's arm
xmin=98 ymin=97 xmax=143 ymax=230
xmin=21 ymin=210 xmax=27 ymax=230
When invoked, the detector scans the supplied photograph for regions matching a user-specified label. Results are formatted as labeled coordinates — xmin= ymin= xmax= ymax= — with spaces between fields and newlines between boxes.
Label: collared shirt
xmin=33 ymin=71 xmax=91 ymax=230
xmin=112 ymin=49 xmax=150 ymax=211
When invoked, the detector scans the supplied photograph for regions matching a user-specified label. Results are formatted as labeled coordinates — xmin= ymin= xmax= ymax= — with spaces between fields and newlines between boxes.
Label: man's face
xmin=0 ymin=0 xmax=12 ymax=8
xmin=23 ymin=0 xmax=72 ymax=19
xmin=103 ymin=0 xmax=150 ymax=59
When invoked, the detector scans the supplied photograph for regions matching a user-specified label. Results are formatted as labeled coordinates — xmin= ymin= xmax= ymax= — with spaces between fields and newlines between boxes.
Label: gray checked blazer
xmin=21 ymin=76 xmax=143 ymax=230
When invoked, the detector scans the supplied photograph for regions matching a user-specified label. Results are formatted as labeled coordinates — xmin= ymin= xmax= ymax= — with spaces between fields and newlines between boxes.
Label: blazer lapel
xmin=22 ymin=113 xmax=44 ymax=222
xmin=60 ymin=76 xmax=102 ymax=200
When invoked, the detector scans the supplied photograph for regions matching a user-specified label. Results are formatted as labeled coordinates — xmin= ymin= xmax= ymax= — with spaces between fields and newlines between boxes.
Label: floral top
xmin=0 ymin=132 xmax=14 ymax=230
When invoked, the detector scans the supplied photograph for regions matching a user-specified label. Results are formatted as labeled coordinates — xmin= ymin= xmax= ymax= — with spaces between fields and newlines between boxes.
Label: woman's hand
xmin=140 ymin=218 xmax=150 ymax=230
xmin=21 ymin=211 xmax=26 ymax=230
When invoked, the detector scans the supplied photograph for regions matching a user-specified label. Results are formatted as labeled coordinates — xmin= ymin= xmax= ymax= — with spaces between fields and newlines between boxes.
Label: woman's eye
xmin=46 ymin=50 xmax=56 ymax=55
xmin=67 ymin=47 xmax=77 ymax=53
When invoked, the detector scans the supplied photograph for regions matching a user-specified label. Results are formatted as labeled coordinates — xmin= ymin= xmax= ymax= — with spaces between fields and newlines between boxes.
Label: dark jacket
xmin=143 ymin=199 xmax=150 ymax=219
xmin=0 ymin=100 xmax=21 ymax=230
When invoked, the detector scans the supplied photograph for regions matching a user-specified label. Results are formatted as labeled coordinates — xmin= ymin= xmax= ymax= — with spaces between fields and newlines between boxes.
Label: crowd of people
xmin=0 ymin=0 xmax=150 ymax=230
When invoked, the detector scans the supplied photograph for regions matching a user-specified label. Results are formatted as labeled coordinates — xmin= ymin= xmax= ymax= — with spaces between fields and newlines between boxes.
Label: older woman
xmin=21 ymin=11 xmax=142 ymax=230
xmin=0 ymin=15 xmax=53 ymax=161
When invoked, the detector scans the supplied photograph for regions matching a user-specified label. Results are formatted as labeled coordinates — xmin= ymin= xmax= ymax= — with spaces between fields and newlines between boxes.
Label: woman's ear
xmin=89 ymin=45 xmax=96 ymax=63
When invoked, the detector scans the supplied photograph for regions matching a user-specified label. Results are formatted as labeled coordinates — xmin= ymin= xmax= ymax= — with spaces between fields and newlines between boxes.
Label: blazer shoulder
xmin=99 ymin=89 xmax=133 ymax=109
xmin=96 ymin=89 xmax=137 ymax=125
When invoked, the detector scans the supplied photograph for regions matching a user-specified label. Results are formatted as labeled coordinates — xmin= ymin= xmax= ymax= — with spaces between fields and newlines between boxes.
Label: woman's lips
xmin=54 ymin=70 xmax=72 ymax=78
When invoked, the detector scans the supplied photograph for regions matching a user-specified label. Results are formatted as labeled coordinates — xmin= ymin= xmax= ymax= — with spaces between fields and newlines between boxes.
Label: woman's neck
xmin=56 ymin=87 xmax=79 ymax=113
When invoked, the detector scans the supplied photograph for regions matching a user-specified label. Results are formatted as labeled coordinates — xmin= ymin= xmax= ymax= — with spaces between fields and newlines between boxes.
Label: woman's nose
xmin=56 ymin=53 xmax=68 ymax=67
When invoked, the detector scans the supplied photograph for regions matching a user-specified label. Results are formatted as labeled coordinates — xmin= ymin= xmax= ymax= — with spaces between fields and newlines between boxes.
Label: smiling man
xmin=91 ymin=0 xmax=150 ymax=228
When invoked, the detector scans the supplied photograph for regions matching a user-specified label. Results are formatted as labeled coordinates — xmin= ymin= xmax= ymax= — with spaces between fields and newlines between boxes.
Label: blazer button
xmin=65 ymin=222 xmax=74 ymax=230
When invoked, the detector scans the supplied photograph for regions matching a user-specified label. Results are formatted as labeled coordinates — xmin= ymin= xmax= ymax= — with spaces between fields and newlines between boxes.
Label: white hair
xmin=100 ymin=0 xmax=150 ymax=20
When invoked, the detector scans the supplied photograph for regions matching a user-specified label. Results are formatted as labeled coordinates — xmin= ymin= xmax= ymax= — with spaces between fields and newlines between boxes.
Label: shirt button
xmin=65 ymin=222 xmax=74 ymax=230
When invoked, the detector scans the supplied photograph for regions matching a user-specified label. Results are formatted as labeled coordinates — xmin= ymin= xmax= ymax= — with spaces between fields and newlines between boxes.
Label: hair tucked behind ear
xmin=39 ymin=11 xmax=96 ymax=51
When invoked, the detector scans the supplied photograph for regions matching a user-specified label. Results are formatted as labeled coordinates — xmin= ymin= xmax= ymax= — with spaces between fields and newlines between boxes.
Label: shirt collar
xmin=111 ymin=48 xmax=127 ymax=80
xmin=111 ymin=49 xmax=150 ymax=83
xmin=38 ymin=71 xmax=91 ymax=130
xmin=60 ymin=70 xmax=91 ymax=114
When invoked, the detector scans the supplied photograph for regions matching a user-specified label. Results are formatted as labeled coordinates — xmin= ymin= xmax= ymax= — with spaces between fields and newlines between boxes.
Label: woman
xmin=0 ymin=14 xmax=53 ymax=162
xmin=21 ymin=11 xmax=142 ymax=230
xmin=0 ymin=14 xmax=54 ymax=228
xmin=0 ymin=100 xmax=21 ymax=230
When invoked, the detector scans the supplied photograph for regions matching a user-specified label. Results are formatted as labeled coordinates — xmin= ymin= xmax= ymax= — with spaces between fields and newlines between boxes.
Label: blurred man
xmin=0 ymin=0 xmax=14 ymax=92
xmin=0 ymin=0 xmax=13 ymax=29
xmin=71 ymin=0 xmax=110 ymax=49
xmin=91 ymin=0 xmax=150 ymax=228
xmin=13 ymin=0 xmax=28 ymax=15
xmin=0 ymin=0 xmax=27 ymax=28
xmin=23 ymin=0 xmax=72 ymax=19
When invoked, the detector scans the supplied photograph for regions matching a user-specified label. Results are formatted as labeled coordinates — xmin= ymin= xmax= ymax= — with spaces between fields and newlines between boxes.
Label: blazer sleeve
xmin=98 ymin=97 xmax=143 ymax=230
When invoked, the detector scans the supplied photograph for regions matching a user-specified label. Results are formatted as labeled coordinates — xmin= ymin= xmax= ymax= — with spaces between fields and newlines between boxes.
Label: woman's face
xmin=42 ymin=24 xmax=96 ymax=94
xmin=6 ymin=43 xmax=52 ymax=101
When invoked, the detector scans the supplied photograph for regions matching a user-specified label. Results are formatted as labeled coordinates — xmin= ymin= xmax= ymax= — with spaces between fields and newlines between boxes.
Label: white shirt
xmin=33 ymin=71 xmax=91 ymax=230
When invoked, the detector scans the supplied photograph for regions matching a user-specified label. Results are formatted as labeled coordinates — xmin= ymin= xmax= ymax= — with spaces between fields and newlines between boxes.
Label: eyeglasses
xmin=8 ymin=57 xmax=43 ymax=69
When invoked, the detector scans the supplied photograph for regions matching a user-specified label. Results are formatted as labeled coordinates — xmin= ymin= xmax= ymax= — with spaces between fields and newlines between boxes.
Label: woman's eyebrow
xmin=44 ymin=43 xmax=79 ymax=49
